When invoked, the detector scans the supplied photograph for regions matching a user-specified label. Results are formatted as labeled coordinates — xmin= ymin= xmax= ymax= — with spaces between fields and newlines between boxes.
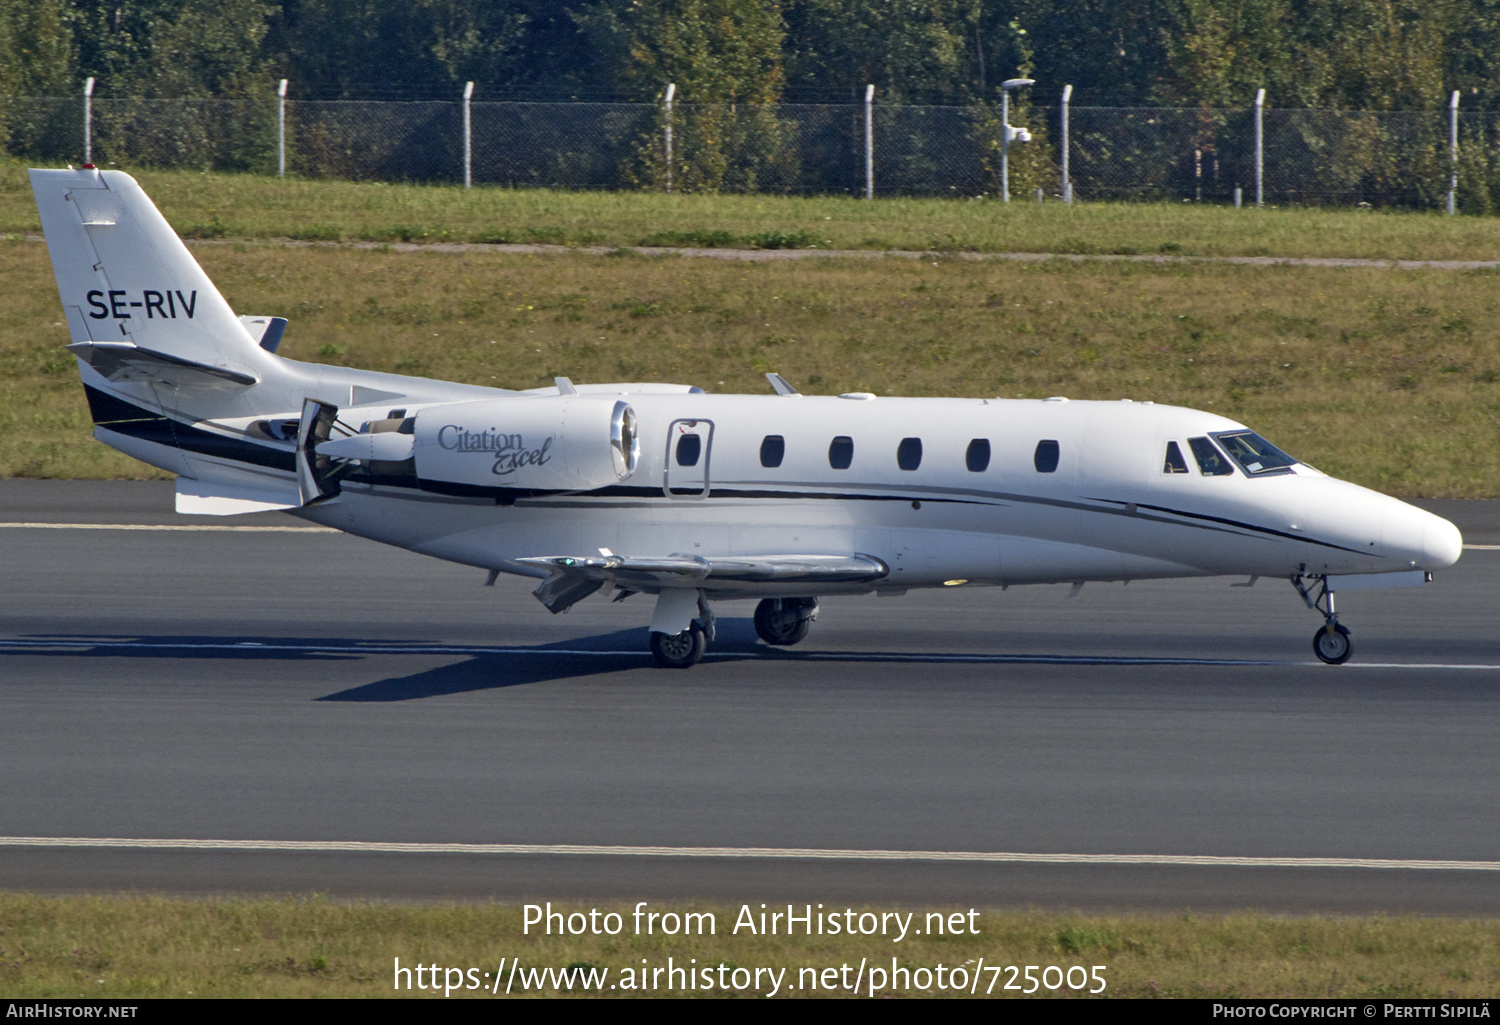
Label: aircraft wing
xmin=517 ymin=553 xmax=889 ymax=613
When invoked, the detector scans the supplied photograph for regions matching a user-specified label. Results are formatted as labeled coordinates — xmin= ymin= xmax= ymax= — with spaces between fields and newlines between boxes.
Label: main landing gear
xmin=1293 ymin=575 xmax=1352 ymax=665
xmin=647 ymin=593 xmax=820 ymax=668
xmin=753 ymin=597 xmax=818 ymax=646
xmin=650 ymin=623 xmax=707 ymax=669
xmin=648 ymin=588 xmax=716 ymax=669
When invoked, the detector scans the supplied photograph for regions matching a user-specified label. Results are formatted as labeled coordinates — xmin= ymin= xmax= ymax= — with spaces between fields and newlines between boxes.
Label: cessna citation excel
xmin=30 ymin=168 xmax=1462 ymax=667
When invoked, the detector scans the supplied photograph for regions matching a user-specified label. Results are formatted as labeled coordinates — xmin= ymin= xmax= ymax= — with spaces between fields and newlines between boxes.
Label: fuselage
xmin=91 ymin=360 xmax=1462 ymax=599
xmin=321 ymin=390 xmax=1462 ymax=595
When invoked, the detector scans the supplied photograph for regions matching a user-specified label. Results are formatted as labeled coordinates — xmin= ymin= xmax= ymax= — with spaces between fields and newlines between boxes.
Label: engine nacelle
xmin=413 ymin=396 xmax=638 ymax=493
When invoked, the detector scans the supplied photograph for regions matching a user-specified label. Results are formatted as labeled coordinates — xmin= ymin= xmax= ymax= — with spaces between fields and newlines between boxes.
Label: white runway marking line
xmin=0 ymin=836 xmax=1496 ymax=871
xmin=1463 ymin=544 xmax=1500 ymax=550
xmin=1 ymin=636 xmax=1498 ymax=669
xmin=0 ymin=522 xmax=335 ymax=533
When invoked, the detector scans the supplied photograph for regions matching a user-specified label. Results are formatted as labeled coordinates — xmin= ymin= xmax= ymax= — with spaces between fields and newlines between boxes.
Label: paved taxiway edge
xmin=5 ymin=851 xmax=1500 ymax=916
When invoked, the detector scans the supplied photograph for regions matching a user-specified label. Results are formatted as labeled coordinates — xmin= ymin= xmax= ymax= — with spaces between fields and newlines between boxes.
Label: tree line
xmin=1 ymin=0 xmax=1497 ymax=110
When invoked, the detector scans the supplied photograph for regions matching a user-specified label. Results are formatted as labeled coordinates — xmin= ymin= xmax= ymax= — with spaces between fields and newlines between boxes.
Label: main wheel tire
xmin=650 ymin=625 xmax=706 ymax=668
xmin=1313 ymin=623 xmax=1352 ymax=665
xmin=754 ymin=599 xmax=811 ymax=646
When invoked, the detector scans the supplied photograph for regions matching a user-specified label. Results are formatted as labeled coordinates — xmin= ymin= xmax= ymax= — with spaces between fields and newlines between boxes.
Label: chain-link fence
xmin=4 ymin=93 xmax=1496 ymax=211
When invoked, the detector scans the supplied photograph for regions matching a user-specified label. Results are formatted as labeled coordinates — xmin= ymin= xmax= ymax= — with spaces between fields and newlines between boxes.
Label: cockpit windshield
xmin=1211 ymin=430 xmax=1299 ymax=476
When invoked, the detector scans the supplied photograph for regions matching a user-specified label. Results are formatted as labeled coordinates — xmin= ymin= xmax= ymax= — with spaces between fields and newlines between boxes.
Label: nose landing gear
xmin=1314 ymin=622 xmax=1352 ymax=665
xmin=1293 ymin=575 xmax=1352 ymax=665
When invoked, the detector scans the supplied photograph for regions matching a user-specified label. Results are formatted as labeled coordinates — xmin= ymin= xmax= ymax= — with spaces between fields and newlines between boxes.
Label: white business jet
xmin=30 ymin=168 xmax=1462 ymax=667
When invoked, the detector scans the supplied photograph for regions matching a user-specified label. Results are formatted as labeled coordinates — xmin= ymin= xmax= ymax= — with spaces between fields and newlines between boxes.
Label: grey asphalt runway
xmin=1 ymin=480 xmax=1497 ymax=913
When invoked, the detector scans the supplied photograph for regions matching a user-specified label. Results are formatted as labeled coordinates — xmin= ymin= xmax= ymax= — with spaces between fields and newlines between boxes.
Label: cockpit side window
xmin=1188 ymin=436 xmax=1235 ymax=476
xmin=1211 ymin=430 xmax=1298 ymax=476
xmin=1163 ymin=441 xmax=1189 ymax=474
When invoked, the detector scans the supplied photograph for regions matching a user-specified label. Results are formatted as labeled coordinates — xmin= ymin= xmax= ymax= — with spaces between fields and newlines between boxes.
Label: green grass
xmin=4 ymin=236 xmax=1499 ymax=496
xmin=1 ymin=896 xmax=1495 ymax=999
xmin=4 ymin=165 xmax=1498 ymax=493
xmin=2 ymin=163 xmax=1499 ymax=261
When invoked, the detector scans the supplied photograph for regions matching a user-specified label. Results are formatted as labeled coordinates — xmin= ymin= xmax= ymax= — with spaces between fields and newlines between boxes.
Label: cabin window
xmin=1188 ymin=436 xmax=1235 ymax=476
xmin=897 ymin=437 xmax=923 ymax=471
xmin=966 ymin=438 xmax=991 ymax=472
xmin=675 ymin=433 xmax=701 ymax=467
xmin=1212 ymin=430 xmax=1298 ymax=476
xmin=760 ymin=435 xmax=785 ymax=468
xmin=1163 ymin=441 xmax=1189 ymax=473
xmin=829 ymin=436 xmax=854 ymax=470
xmin=1034 ymin=439 xmax=1060 ymax=473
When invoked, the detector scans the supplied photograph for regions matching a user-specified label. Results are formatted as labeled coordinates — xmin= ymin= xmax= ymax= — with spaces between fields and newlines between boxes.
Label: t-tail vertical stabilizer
xmin=29 ymin=167 xmax=273 ymax=384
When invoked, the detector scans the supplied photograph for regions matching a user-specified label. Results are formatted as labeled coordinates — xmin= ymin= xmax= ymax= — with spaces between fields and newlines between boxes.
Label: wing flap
xmin=518 ymin=553 xmax=888 ymax=613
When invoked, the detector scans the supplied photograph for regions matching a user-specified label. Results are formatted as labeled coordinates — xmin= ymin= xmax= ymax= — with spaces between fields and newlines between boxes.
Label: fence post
xmin=664 ymin=83 xmax=675 ymax=193
xmin=1003 ymin=87 xmax=1012 ymax=202
xmin=865 ymin=84 xmax=875 ymax=200
xmin=277 ymin=79 xmax=288 ymax=178
xmin=462 ymin=81 xmax=474 ymax=189
xmin=1061 ymin=84 xmax=1072 ymax=203
xmin=82 ymin=77 xmax=94 ymax=164
xmin=1254 ymin=88 xmax=1265 ymax=208
xmin=1448 ymin=90 xmax=1460 ymax=216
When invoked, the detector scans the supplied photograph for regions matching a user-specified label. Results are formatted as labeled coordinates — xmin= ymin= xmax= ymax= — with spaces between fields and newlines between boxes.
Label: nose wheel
xmin=1294 ymin=574 xmax=1353 ymax=665
xmin=1313 ymin=623 xmax=1352 ymax=665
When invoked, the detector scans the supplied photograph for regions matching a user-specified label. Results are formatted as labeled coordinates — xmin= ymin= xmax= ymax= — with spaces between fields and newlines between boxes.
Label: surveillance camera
xmin=1006 ymin=126 xmax=1032 ymax=143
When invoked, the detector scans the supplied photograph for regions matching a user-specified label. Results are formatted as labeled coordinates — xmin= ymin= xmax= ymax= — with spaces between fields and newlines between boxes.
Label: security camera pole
xmin=1000 ymin=78 xmax=1035 ymax=202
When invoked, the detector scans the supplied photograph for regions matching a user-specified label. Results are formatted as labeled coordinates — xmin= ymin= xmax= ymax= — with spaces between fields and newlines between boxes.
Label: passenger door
xmin=663 ymin=419 xmax=714 ymax=499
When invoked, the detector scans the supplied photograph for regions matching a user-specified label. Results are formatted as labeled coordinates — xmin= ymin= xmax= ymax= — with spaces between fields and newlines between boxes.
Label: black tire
xmin=1313 ymin=623 xmax=1352 ymax=665
xmin=754 ymin=599 xmax=811 ymax=646
xmin=650 ymin=625 xmax=706 ymax=668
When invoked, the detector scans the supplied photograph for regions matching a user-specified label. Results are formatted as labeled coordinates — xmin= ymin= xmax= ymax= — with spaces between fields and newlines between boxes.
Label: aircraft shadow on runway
xmin=6 ymin=618 xmax=1498 ymax=703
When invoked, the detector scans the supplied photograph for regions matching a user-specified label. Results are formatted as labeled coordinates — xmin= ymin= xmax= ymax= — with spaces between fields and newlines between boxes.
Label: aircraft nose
xmin=1421 ymin=511 xmax=1463 ymax=569
xmin=1383 ymin=500 xmax=1463 ymax=570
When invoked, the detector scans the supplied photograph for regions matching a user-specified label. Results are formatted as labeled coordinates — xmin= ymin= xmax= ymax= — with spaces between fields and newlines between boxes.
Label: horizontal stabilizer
xmin=68 ymin=341 xmax=257 ymax=387
xmin=238 ymin=316 xmax=287 ymax=353
xmin=175 ymin=476 xmax=301 ymax=516
xmin=519 ymin=553 xmax=888 ymax=613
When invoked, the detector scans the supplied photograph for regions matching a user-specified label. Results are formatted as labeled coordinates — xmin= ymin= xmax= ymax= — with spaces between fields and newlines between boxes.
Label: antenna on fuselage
xmin=765 ymin=372 xmax=799 ymax=396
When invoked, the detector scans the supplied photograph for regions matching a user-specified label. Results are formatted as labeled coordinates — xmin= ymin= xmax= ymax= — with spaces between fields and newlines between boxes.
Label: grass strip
xmin=2 ymin=164 xmax=1499 ymax=262
xmin=4 ymin=238 xmax=1499 ymax=496
xmin=0 ymin=894 xmax=1494 ymax=999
